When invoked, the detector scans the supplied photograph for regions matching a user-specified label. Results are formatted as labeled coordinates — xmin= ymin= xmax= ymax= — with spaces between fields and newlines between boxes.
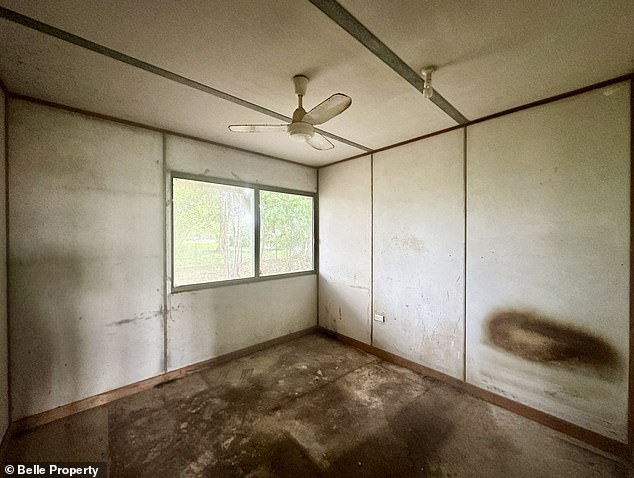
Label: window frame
xmin=169 ymin=171 xmax=317 ymax=293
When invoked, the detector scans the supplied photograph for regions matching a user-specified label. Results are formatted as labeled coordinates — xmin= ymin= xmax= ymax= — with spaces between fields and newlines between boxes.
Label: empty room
xmin=0 ymin=0 xmax=633 ymax=476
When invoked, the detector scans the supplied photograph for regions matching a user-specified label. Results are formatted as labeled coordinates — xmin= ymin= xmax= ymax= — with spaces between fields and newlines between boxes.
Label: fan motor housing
xmin=288 ymin=121 xmax=313 ymax=141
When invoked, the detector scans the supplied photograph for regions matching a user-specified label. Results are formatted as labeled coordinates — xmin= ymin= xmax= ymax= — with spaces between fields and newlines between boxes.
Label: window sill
xmin=170 ymin=270 xmax=317 ymax=294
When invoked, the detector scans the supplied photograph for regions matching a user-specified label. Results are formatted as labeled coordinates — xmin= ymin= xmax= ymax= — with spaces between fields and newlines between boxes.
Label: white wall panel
xmin=165 ymin=134 xmax=317 ymax=370
xmin=466 ymin=82 xmax=631 ymax=441
xmin=167 ymin=276 xmax=316 ymax=370
xmin=9 ymin=101 xmax=164 ymax=419
xmin=373 ymin=129 xmax=465 ymax=378
xmin=165 ymin=135 xmax=317 ymax=193
xmin=318 ymin=157 xmax=372 ymax=343
xmin=6 ymin=103 xmax=317 ymax=419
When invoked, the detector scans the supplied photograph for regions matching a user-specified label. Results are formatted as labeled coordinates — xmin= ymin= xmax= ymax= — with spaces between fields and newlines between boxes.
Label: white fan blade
xmin=228 ymin=124 xmax=288 ymax=133
xmin=303 ymin=94 xmax=352 ymax=125
xmin=306 ymin=132 xmax=334 ymax=151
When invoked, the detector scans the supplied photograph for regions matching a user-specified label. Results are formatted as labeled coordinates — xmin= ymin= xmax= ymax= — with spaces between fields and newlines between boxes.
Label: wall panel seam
xmin=370 ymin=154 xmax=374 ymax=346
xmin=4 ymin=89 xmax=11 ymax=424
xmin=315 ymin=170 xmax=320 ymax=327
xmin=627 ymin=79 xmax=634 ymax=448
xmin=162 ymin=134 xmax=168 ymax=374
xmin=463 ymin=127 xmax=467 ymax=383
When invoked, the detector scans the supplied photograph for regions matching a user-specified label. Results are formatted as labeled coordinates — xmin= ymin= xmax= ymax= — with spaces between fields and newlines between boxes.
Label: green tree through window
xmin=260 ymin=191 xmax=314 ymax=275
xmin=172 ymin=176 xmax=314 ymax=288
xmin=173 ymin=178 xmax=254 ymax=286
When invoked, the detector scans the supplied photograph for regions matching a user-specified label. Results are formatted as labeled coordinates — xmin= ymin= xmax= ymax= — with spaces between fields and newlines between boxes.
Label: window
xmin=260 ymin=190 xmax=314 ymax=276
xmin=171 ymin=174 xmax=315 ymax=290
xmin=172 ymin=178 xmax=255 ymax=287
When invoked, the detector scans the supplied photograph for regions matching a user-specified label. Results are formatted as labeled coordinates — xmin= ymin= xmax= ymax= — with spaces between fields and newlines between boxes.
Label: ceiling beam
xmin=318 ymin=72 xmax=633 ymax=168
xmin=0 ymin=6 xmax=372 ymax=152
xmin=307 ymin=0 xmax=469 ymax=125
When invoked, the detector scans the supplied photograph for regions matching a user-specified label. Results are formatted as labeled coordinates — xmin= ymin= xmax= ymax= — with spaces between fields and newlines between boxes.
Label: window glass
xmin=173 ymin=178 xmax=254 ymax=287
xmin=259 ymin=190 xmax=314 ymax=276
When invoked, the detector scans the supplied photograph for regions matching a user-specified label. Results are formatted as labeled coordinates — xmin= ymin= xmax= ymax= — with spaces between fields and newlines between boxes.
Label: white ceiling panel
xmin=338 ymin=0 xmax=634 ymax=119
xmin=0 ymin=19 xmax=361 ymax=167
xmin=0 ymin=0 xmax=631 ymax=163
xmin=0 ymin=0 xmax=457 ymax=155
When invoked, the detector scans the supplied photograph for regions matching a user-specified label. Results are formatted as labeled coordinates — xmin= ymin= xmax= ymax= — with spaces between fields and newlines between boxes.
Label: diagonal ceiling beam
xmin=307 ymin=0 xmax=469 ymax=125
xmin=0 ymin=6 xmax=372 ymax=152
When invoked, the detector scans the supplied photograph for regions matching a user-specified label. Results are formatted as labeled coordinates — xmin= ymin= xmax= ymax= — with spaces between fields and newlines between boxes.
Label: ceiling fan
xmin=228 ymin=75 xmax=352 ymax=151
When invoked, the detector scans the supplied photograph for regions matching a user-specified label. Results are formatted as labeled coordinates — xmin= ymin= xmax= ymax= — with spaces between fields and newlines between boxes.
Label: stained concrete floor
xmin=7 ymin=333 xmax=633 ymax=477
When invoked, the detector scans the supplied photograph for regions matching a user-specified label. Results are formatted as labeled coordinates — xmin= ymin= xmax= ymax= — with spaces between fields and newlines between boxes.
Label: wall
xmin=373 ymin=130 xmax=465 ymax=379
xmin=0 ymin=86 xmax=8 ymax=440
xmin=319 ymin=129 xmax=465 ymax=378
xmin=318 ymin=80 xmax=631 ymax=442
xmin=466 ymin=82 xmax=631 ymax=441
xmin=9 ymin=100 xmax=164 ymax=420
xmin=165 ymin=136 xmax=317 ymax=370
xmin=318 ymin=156 xmax=372 ymax=344
xmin=8 ymin=100 xmax=317 ymax=420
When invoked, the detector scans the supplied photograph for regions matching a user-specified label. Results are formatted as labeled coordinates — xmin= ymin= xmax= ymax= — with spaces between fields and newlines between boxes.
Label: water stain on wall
xmin=391 ymin=235 xmax=426 ymax=253
xmin=485 ymin=310 xmax=622 ymax=379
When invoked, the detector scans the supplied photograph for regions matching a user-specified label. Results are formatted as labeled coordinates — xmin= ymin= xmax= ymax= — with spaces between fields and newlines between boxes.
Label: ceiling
xmin=0 ymin=0 xmax=632 ymax=167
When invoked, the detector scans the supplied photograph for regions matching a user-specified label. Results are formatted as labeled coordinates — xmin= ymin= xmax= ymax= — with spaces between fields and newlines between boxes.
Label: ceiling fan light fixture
xmin=288 ymin=121 xmax=314 ymax=142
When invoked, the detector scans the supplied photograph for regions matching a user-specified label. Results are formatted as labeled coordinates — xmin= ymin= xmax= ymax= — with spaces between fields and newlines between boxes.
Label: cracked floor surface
xmin=6 ymin=333 xmax=633 ymax=477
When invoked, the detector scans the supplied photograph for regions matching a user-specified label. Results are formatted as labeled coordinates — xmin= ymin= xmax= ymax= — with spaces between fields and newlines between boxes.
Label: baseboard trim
xmin=317 ymin=326 xmax=631 ymax=460
xmin=12 ymin=326 xmax=317 ymax=434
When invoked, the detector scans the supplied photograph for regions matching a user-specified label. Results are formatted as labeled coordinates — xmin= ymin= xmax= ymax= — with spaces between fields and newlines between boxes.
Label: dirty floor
xmin=6 ymin=333 xmax=633 ymax=477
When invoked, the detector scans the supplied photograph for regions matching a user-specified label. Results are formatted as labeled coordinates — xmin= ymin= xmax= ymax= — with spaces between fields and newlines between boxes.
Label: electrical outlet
xmin=374 ymin=314 xmax=385 ymax=323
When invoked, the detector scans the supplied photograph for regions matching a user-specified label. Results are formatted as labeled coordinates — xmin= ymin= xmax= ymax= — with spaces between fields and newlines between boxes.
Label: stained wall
xmin=318 ymin=80 xmax=632 ymax=441
xmin=373 ymin=130 xmax=465 ymax=379
xmin=318 ymin=156 xmax=372 ymax=344
xmin=165 ymin=136 xmax=317 ymax=370
xmin=8 ymin=101 xmax=317 ymax=419
xmin=466 ymin=82 xmax=631 ymax=441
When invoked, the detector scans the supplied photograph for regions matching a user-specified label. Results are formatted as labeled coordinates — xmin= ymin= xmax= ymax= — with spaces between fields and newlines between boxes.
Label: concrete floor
xmin=7 ymin=333 xmax=633 ymax=477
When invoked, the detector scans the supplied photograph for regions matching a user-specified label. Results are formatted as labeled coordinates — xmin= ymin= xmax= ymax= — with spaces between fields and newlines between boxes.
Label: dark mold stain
xmin=486 ymin=310 xmax=622 ymax=378
xmin=106 ymin=308 xmax=163 ymax=327
xmin=107 ymin=317 xmax=138 ymax=327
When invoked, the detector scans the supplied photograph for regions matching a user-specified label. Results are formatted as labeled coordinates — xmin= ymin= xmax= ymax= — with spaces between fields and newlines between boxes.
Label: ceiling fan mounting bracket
xmin=421 ymin=66 xmax=436 ymax=77
xmin=421 ymin=66 xmax=436 ymax=99
xmin=293 ymin=75 xmax=309 ymax=97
